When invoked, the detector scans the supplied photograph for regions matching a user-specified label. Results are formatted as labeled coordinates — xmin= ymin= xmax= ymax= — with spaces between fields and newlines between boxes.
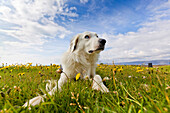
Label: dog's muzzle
xmin=97 ymin=39 xmax=106 ymax=50
xmin=99 ymin=39 xmax=106 ymax=46
xmin=88 ymin=39 xmax=106 ymax=53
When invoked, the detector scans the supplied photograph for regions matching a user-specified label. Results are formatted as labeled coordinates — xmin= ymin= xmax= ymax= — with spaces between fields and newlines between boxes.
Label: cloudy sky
xmin=0 ymin=0 xmax=170 ymax=65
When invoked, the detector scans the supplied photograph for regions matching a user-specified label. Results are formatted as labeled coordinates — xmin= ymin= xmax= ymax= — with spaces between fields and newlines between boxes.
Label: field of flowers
xmin=0 ymin=63 xmax=169 ymax=112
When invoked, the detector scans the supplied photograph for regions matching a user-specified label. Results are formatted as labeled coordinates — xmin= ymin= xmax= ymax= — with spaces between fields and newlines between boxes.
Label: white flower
xmin=143 ymin=76 xmax=146 ymax=79
xmin=103 ymin=77 xmax=110 ymax=81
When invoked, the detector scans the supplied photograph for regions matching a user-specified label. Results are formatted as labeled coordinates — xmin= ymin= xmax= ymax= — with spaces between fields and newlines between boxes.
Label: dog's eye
xmin=85 ymin=35 xmax=90 ymax=39
xmin=96 ymin=35 xmax=98 ymax=38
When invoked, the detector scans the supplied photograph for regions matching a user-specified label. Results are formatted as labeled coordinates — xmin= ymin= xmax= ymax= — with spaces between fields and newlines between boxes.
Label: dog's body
xmin=23 ymin=31 xmax=109 ymax=108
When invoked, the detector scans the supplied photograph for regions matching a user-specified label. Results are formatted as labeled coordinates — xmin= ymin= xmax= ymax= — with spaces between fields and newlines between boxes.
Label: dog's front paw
xmin=23 ymin=95 xmax=45 ymax=109
xmin=92 ymin=75 xmax=109 ymax=93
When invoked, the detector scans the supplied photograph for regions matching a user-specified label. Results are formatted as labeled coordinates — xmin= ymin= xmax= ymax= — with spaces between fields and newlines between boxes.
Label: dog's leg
xmin=90 ymin=64 xmax=96 ymax=78
xmin=23 ymin=73 xmax=68 ymax=108
xmin=23 ymin=95 xmax=45 ymax=109
xmin=92 ymin=75 xmax=109 ymax=93
xmin=48 ymin=72 xmax=68 ymax=95
xmin=86 ymin=64 xmax=96 ymax=78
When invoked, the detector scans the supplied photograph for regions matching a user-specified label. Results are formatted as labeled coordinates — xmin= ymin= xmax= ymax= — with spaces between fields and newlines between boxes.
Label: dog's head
xmin=70 ymin=31 xmax=106 ymax=54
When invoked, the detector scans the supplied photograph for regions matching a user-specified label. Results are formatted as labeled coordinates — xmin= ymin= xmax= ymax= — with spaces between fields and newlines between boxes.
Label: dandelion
xmin=56 ymin=65 xmax=63 ymax=73
xmin=137 ymin=67 xmax=141 ymax=70
xmin=113 ymin=68 xmax=117 ymax=71
xmin=52 ymin=64 xmax=56 ymax=67
xmin=117 ymin=68 xmax=123 ymax=72
xmin=10 ymin=69 xmax=13 ymax=73
xmin=18 ymin=72 xmax=25 ymax=76
xmin=28 ymin=63 xmax=32 ymax=66
xmin=76 ymin=73 xmax=81 ymax=80
xmin=138 ymin=110 xmax=141 ymax=113
xmin=136 ymin=69 xmax=143 ymax=73
xmin=56 ymin=65 xmax=60 ymax=69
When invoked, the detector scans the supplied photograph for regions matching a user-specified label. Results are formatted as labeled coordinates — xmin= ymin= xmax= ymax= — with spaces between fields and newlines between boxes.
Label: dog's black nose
xmin=99 ymin=39 xmax=106 ymax=45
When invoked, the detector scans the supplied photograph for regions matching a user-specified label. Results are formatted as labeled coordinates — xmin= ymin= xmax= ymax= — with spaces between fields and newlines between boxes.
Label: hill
xmin=115 ymin=59 xmax=170 ymax=65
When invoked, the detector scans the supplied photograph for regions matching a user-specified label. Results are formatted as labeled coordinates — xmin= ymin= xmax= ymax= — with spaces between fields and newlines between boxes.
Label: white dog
xmin=23 ymin=31 xmax=109 ymax=108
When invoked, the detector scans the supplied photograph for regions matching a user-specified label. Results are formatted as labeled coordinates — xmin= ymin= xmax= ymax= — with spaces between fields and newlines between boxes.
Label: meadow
xmin=0 ymin=63 xmax=169 ymax=113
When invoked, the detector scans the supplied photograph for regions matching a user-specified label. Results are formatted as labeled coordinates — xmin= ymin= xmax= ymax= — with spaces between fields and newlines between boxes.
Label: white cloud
xmin=0 ymin=37 xmax=68 ymax=65
xmin=0 ymin=0 xmax=78 ymax=65
xmin=98 ymin=0 xmax=170 ymax=63
xmin=0 ymin=0 xmax=77 ymax=45
xmin=0 ymin=54 xmax=61 ymax=65
xmin=146 ymin=0 xmax=170 ymax=21
xmin=80 ymin=0 xmax=88 ymax=4
xmin=100 ymin=20 xmax=170 ymax=63
xmin=0 ymin=0 xmax=169 ymax=65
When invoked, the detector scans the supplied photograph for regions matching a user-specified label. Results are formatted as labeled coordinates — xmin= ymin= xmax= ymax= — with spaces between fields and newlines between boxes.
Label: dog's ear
xmin=70 ymin=34 xmax=80 ymax=52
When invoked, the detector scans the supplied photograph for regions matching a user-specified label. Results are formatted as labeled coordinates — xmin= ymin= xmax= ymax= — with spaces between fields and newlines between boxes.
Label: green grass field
xmin=0 ymin=63 xmax=169 ymax=113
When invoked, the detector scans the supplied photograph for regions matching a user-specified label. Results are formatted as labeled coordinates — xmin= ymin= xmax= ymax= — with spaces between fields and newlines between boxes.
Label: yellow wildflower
xmin=10 ymin=69 xmax=13 ymax=72
xmin=56 ymin=65 xmax=60 ymax=69
xmin=137 ymin=67 xmax=140 ymax=70
xmin=136 ymin=69 xmax=143 ymax=73
xmin=18 ymin=73 xmax=25 ymax=76
xmin=117 ymin=68 xmax=123 ymax=72
xmin=52 ymin=64 xmax=56 ymax=67
xmin=76 ymin=73 xmax=81 ymax=80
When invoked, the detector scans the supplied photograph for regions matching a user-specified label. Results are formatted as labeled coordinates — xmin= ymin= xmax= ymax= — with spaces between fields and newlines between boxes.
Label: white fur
xmin=23 ymin=31 xmax=109 ymax=108
xmin=23 ymin=95 xmax=45 ymax=110
xmin=92 ymin=75 xmax=109 ymax=93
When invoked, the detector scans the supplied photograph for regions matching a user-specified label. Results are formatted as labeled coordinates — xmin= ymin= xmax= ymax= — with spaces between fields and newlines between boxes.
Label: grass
xmin=0 ymin=63 xmax=169 ymax=112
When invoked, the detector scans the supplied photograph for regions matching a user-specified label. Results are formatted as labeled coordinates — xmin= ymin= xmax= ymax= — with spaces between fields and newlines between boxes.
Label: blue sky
xmin=0 ymin=0 xmax=170 ymax=65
